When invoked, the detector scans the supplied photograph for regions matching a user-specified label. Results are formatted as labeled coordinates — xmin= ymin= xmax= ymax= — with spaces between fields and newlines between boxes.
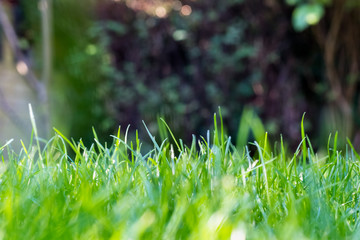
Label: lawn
xmin=0 ymin=110 xmax=359 ymax=239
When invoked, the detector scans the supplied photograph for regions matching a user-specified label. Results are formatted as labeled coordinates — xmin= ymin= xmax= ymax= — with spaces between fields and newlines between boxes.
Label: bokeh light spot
xmin=86 ymin=44 xmax=97 ymax=55
xmin=180 ymin=5 xmax=192 ymax=16
xmin=155 ymin=6 xmax=167 ymax=18
xmin=16 ymin=61 xmax=29 ymax=76
xmin=305 ymin=13 xmax=320 ymax=25
xmin=173 ymin=30 xmax=188 ymax=41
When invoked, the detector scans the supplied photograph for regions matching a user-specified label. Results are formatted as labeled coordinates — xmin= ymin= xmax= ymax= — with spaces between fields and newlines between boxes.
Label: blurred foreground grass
xmin=0 ymin=113 xmax=359 ymax=239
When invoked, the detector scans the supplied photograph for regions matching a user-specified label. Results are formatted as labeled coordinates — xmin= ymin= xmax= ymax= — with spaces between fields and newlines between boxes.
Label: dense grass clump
xmin=0 ymin=114 xmax=360 ymax=239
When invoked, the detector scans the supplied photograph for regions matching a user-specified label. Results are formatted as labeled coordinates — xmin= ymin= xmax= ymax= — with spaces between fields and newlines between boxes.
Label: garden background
xmin=0 ymin=0 xmax=359 ymax=150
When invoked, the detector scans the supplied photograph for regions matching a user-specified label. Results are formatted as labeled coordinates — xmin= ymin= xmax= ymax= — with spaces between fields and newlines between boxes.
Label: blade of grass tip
xmin=41 ymin=135 xmax=57 ymax=162
xmin=124 ymin=125 xmax=130 ymax=146
xmin=29 ymin=104 xmax=44 ymax=164
xmin=123 ymin=125 xmax=131 ymax=159
xmin=0 ymin=139 xmax=13 ymax=151
xmin=207 ymin=130 xmax=211 ymax=160
xmin=78 ymin=139 xmax=92 ymax=163
xmin=29 ymin=104 xmax=38 ymax=138
xmin=74 ymin=141 xmax=83 ymax=164
xmin=170 ymin=144 xmax=175 ymax=175
xmin=291 ymin=137 xmax=306 ymax=176
xmin=280 ymin=135 xmax=286 ymax=170
xmin=301 ymin=112 xmax=307 ymax=168
xmin=160 ymin=118 xmax=180 ymax=152
xmin=142 ymin=121 xmax=161 ymax=152
xmin=130 ymin=141 xmax=135 ymax=164
xmin=218 ymin=107 xmax=225 ymax=150
xmin=53 ymin=128 xmax=84 ymax=162
xmin=327 ymin=133 xmax=332 ymax=161
xmin=179 ymin=139 xmax=184 ymax=152
xmin=111 ymin=126 xmax=121 ymax=160
xmin=92 ymin=127 xmax=105 ymax=153
xmin=92 ymin=127 xmax=98 ymax=140
xmin=94 ymin=138 xmax=106 ymax=153
xmin=109 ymin=126 xmax=122 ymax=164
xmin=158 ymin=139 xmax=169 ymax=164
xmin=347 ymin=138 xmax=360 ymax=161
xmin=224 ymin=137 xmax=231 ymax=158
xmin=136 ymin=130 xmax=140 ymax=152
xmin=56 ymin=133 xmax=68 ymax=161
xmin=255 ymin=142 xmax=270 ymax=204
xmin=245 ymin=145 xmax=252 ymax=168
xmin=264 ymin=132 xmax=268 ymax=157
xmin=189 ymin=135 xmax=196 ymax=159
xmin=111 ymin=135 xmax=141 ymax=162
xmin=306 ymin=136 xmax=315 ymax=157
xmin=307 ymin=148 xmax=312 ymax=164
xmin=223 ymin=137 xmax=231 ymax=169
xmin=333 ymin=131 xmax=338 ymax=159
xmin=20 ymin=139 xmax=28 ymax=156
xmin=345 ymin=144 xmax=348 ymax=169
xmin=116 ymin=126 xmax=121 ymax=147
xmin=213 ymin=113 xmax=219 ymax=146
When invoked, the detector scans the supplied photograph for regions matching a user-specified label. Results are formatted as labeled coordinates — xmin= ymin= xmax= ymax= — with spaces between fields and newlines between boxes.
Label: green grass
xmin=0 ymin=113 xmax=360 ymax=239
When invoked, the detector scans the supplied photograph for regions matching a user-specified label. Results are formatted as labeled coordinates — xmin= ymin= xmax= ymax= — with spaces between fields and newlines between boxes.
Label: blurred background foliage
xmin=19 ymin=0 xmax=113 ymax=145
xmin=2 ymin=0 xmax=359 ymax=149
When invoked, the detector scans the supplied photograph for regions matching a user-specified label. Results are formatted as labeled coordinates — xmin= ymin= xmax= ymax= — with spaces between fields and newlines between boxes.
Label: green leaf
xmin=301 ymin=113 xmax=307 ymax=166
xmin=292 ymin=4 xmax=325 ymax=31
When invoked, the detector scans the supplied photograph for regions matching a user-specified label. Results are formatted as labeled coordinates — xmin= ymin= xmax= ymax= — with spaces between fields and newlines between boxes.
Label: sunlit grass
xmin=0 ymin=112 xmax=360 ymax=239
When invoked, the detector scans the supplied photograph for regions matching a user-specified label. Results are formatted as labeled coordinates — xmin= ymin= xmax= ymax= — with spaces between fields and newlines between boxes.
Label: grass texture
xmin=0 ymin=110 xmax=360 ymax=239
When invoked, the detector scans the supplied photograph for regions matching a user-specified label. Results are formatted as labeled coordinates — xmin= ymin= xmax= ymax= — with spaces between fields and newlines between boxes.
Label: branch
xmin=0 ymin=2 xmax=47 ymax=103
